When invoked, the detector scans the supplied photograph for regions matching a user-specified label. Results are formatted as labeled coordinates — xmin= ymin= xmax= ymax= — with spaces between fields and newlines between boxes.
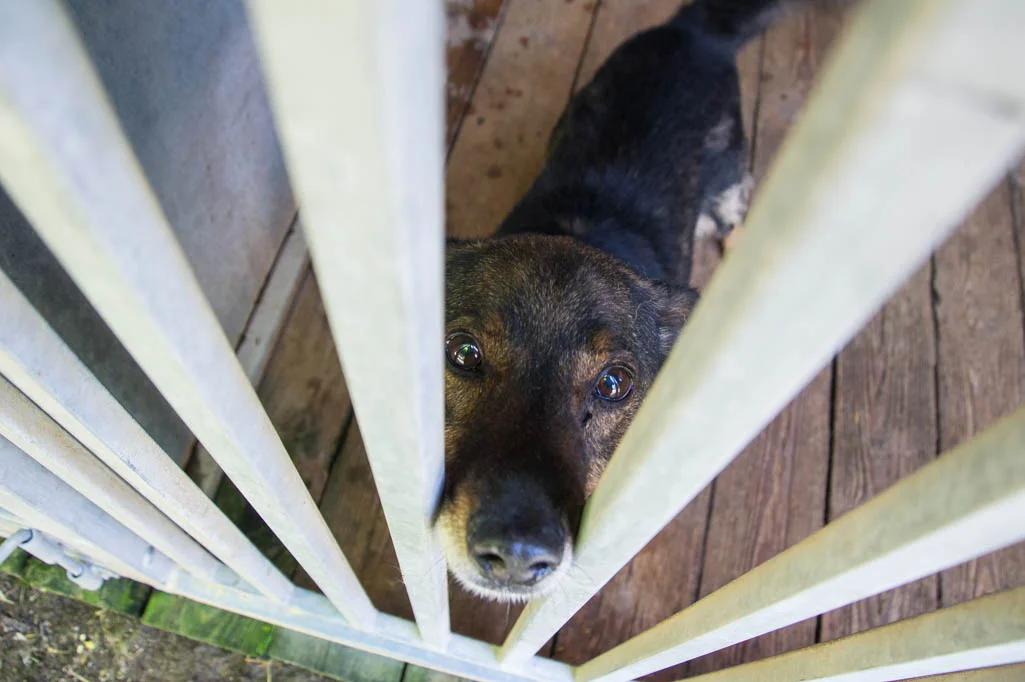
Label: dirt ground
xmin=0 ymin=574 xmax=334 ymax=682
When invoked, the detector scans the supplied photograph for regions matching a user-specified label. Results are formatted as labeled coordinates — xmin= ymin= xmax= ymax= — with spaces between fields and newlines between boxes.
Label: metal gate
xmin=1 ymin=1 xmax=1024 ymax=680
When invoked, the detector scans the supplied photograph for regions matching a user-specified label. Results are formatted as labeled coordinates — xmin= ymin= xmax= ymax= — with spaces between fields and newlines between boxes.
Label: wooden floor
xmin=191 ymin=1 xmax=1025 ymax=680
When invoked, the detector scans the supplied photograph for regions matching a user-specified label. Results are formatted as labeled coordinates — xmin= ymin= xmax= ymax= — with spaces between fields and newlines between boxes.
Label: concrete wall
xmin=0 ymin=0 xmax=295 ymax=464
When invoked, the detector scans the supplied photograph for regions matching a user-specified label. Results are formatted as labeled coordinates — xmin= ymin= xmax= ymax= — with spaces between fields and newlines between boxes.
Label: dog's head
xmin=437 ymin=234 xmax=696 ymax=601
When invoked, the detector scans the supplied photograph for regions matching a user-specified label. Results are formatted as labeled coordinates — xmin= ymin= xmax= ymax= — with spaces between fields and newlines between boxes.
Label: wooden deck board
xmin=294 ymin=421 xmax=413 ymax=621
xmin=256 ymin=270 xmax=351 ymax=503
xmin=820 ymin=261 xmax=939 ymax=641
xmin=444 ymin=0 xmax=598 ymax=238
xmin=935 ymin=178 xmax=1025 ymax=607
xmin=445 ymin=0 xmax=509 ymax=147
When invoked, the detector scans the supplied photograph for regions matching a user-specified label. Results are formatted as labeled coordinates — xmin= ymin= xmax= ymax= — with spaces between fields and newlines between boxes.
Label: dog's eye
xmin=446 ymin=332 xmax=483 ymax=371
xmin=595 ymin=365 xmax=634 ymax=401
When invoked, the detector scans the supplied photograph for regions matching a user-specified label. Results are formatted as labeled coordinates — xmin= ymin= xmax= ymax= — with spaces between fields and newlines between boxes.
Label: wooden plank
xmin=296 ymin=421 xmax=414 ymax=623
xmin=186 ymin=224 xmax=310 ymax=497
xmin=936 ymin=176 xmax=1025 ymax=606
xmin=574 ymin=402 xmax=1025 ymax=682
xmin=821 ymin=264 xmax=938 ymax=642
xmin=0 ymin=0 xmax=373 ymax=626
xmin=235 ymin=226 xmax=309 ymax=386
xmin=683 ymin=587 xmax=1025 ymax=682
xmin=445 ymin=0 xmax=509 ymax=147
xmin=142 ymin=591 xmax=276 ymax=657
xmin=682 ymin=376 xmax=831 ymax=678
xmin=257 ymin=271 xmax=351 ymax=503
xmin=500 ymin=0 xmax=1025 ymax=664
xmin=444 ymin=0 xmax=598 ymax=238
xmin=681 ymin=7 xmax=844 ymax=679
xmin=1015 ymin=157 xmax=1025 ymax=285
xmin=246 ymin=0 xmax=449 ymax=644
xmin=551 ymin=490 xmax=712 ymax=670
xmin=403 ymin=666 xmax=466 ymax=682
xmin=267 ymin=627 xmax=406 ymax=682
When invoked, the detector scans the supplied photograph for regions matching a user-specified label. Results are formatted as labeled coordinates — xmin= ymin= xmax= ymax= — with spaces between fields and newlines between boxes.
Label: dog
xmin=436 ymin=0 xmax=805 ymax=602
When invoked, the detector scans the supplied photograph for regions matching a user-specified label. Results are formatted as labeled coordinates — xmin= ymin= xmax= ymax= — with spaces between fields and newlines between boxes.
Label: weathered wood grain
xmin=444 ymin=0 xmax=598 ymax=238
xmin=936 ymin=178 xmax=1025 ymax=606
xmin=258 ymin=271 xmax=351 ymax=503
xmin=821 ymin=262 xmax=939 ymax=641
xmin=446 ymin=0 xmax=509 ymax=147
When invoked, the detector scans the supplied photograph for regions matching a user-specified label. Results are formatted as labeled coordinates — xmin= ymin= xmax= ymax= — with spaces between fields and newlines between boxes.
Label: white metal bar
xmin=0 ymin=435 xmax=175 ymax=586
xmin=0 ymin=374 xmax=226 ymax=582
xmin=244 ymin=0 xmax=449 ymax=646
xmin=0 ymin=507 xmax=22 ymax=527
xmin=681 ymin=587 xmax=1025 ymax=682
xmin=914 ymin=664 xmax=1025 ymax=681
xmin=576 ymin=403 xmax=1025 ymax=682
xmin=171 ymin=573 xmax=572 ymax=682
xmin=501 ymin=0 xmax=1025 ymax=664
xmin=188 ymin=223 xmax=310 ymax=499
xmin=0 ymin=268 xmax=294 ymax=601
xmin=0 ymin=0 xmax=373 ymax=625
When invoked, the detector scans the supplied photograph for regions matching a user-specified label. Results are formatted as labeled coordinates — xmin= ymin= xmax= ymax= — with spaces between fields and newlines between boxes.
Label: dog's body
xmin=438 ymin=0 xmax=800 ymax=602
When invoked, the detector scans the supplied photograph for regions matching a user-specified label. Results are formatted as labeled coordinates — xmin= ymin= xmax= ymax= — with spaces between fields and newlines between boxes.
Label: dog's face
xmin=437 ymin=234 xmax=696 ymax=601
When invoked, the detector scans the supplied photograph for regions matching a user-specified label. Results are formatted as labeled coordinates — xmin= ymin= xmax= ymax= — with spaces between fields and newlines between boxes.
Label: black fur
xmin=438 ymin=0 xmax=803 ymax=600
xmin=495 ymin=0 xmax=788 ymax=283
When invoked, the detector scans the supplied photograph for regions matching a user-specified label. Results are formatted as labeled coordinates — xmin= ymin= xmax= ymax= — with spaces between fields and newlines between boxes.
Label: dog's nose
xmin=467 ymin=519 xmax=564 ymax=586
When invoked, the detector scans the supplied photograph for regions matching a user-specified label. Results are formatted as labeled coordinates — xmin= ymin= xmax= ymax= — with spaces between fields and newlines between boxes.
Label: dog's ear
xmin=655 ymin=283 xmax=699 ymax=357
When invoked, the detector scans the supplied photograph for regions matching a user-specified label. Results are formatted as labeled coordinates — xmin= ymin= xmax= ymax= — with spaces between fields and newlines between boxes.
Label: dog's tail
xmin=671 ymin=0 xmax=809 ymax=50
